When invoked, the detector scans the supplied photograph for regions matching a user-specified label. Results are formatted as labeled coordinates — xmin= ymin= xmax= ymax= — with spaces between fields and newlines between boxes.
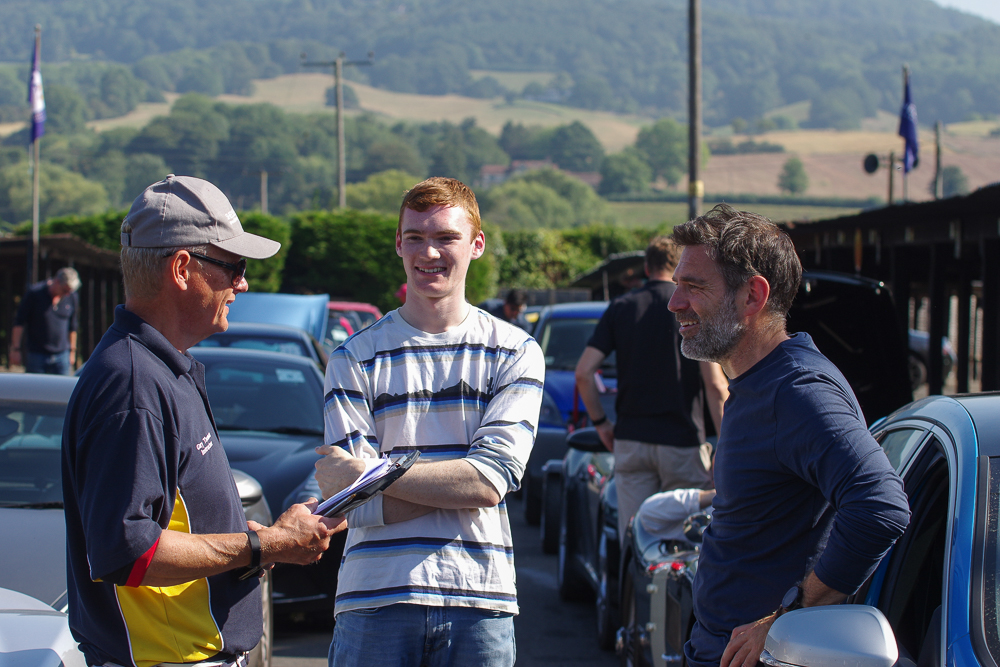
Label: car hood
xmin=221 ymin=431 xmax=325 ymax=518
xmin=0 ymin=587 xmax=86 ymax=667
xmin=0 ymin=509 xmax=67 ymax=610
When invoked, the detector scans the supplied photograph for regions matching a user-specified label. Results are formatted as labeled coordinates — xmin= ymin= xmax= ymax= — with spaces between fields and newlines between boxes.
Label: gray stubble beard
xmin=679 ymin=291 xmax=746 ymax=363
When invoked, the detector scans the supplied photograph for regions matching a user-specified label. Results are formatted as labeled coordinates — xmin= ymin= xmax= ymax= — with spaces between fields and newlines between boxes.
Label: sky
xmin=932 ymin=0 xmax=1000 ymax=24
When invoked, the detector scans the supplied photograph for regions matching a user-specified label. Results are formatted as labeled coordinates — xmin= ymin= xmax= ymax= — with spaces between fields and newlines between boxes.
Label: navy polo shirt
xmin=15 ymin=280 xmax=78 ymax=354
xmin=62 ymin=306 xmax=260 ymax=667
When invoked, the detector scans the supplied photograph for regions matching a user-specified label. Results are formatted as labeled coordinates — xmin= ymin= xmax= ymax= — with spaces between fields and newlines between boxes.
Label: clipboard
xmin=238 ymin=450 xmax=420 ymax=581
xmin=313 ymin=449 xmax=420 ymax=517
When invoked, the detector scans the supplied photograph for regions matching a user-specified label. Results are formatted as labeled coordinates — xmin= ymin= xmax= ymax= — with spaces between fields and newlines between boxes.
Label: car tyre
xmin=523 ymin=470 xmax=542 ymax=526
xmin=557 ymin=487 xmax=593 ymax=602
xmin=540 ymin=472 xmax=563 ymax=555
xmin=596 ymin=529 xmax=620 ymax=651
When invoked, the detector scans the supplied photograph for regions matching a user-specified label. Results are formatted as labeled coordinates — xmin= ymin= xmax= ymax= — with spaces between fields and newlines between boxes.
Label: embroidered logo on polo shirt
xmin=196 ymin=433 xmax=214 ymax=455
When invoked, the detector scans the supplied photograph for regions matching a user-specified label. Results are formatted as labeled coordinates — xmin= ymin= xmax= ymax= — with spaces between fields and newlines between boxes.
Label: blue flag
xmin=27 ymin=39 xmax=45 ymax=144
xmin=898 ymin=77 xmax=918 ymax=173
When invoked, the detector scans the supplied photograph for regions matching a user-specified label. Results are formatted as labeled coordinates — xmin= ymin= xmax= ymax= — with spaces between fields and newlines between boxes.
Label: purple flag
xmin=27 ymin=39 xmax=45 ymax=144
xmin=898 ymin=78 xmax=918 ymax=173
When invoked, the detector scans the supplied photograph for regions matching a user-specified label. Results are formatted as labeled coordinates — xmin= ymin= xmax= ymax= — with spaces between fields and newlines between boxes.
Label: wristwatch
xmin=776 ymin=584 xmax=803 ymax=618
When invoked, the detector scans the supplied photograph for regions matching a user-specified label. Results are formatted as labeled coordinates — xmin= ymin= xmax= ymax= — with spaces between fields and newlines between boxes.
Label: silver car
xmin=0 ymin=373 xmax=274 ymax=667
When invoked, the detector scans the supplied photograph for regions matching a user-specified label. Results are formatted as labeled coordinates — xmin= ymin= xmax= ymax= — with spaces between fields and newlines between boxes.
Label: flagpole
xmin=902 ymin=65 xmax=909 ymax=203
xmin=30 ymin=24 xmax=42 ymax=285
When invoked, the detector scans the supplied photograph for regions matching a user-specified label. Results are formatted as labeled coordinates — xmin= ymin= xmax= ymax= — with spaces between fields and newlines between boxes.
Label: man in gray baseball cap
xmin=62 ymin=175 xmax=344 ymax=667
xmin=121 ymin=174 xmax=280 ymax=258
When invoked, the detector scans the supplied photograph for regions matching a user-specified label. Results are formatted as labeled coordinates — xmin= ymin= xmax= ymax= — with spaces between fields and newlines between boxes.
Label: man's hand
xmin=595 ymin=420 xmax=615 ymax=452
xmin=259 ymin=500 xmax=345 ymax=566
xmin=314 ymin=444 xmax=368 ymax=499
xmin=720 ymin=613 xmax=776 ymax=667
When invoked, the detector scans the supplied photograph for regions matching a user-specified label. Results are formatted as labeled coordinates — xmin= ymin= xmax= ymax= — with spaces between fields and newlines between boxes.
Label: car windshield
xmin=196 ymin=333 xmax=311 ymax=359
xmin=537 ymin=317 xmax=616 ymax=374
xmin=201 ymin=358 xmax=325 ymax=435
xmin=0 ymin=401 xmax=66 ymax=507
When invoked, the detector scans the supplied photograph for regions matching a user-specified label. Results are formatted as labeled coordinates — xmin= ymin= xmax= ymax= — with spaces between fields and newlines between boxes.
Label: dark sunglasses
xmin=163 ymin=250 xmax=247 ymax=288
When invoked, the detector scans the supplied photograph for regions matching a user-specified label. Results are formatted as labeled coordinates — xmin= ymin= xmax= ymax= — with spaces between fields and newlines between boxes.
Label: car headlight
xmin=538 ymin=390 xmax=565 ymax=428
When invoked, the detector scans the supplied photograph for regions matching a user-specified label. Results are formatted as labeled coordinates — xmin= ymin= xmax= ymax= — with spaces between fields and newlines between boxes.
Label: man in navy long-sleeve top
xmin=667 ymin=204 xmax=910 ymax=667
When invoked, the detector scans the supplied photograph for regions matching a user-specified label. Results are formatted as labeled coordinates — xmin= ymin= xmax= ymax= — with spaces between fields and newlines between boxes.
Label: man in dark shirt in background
xmin=575 ymin=236 xmax=728 ymax=541
xmin=10 ymin=267 xmax=80 ymax=374
xmin=668 ymin=204 xmax=910 ymax=667
xmin=489 ymin=288 xmax=530 ymax=331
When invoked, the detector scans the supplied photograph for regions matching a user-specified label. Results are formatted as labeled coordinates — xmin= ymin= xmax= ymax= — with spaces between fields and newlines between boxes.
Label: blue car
xmin=532 ymin=301 xmax=617 ymax=429
xmin=845 ymin=392 xmax=996 ymax=667
xmin=519 ymin=302 xmax=618 ymax=526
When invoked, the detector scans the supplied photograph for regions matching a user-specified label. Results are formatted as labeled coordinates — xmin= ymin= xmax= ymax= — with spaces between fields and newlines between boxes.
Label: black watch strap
xmin=776 ymin=584 xmax=803 ymax=617
xmin=591 ymin=415 xmax=608 ymax=426
xmin=245 ymin=530 xmax=261 ymax=569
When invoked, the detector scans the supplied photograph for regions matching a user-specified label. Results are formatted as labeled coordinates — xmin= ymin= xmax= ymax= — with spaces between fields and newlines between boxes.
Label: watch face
xmin=781 ymin=585 xmax=800 ymax=609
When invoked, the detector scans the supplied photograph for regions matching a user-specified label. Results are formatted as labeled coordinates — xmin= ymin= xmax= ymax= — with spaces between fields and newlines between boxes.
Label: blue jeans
xmin=25 ymin=351 xmax=71 ymax=375
xmin=330 ymin=604 xmax=515 ymax=667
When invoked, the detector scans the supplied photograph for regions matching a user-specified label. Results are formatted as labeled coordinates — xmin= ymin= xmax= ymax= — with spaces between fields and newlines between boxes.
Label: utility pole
xmin=888 ymin=151 xmax=895 ymax=205
xmin=934 ymin=121 xmax=943 ymax=199
xmin=688 ymin=0 xmax=702 ymax=221
xmin=302 ymin=51 xmax=373 ymax=208
xmin=260 ymin=170 xmax=268 ymax=215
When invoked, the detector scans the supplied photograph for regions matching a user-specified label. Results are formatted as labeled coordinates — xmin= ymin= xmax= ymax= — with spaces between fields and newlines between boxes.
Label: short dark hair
xmin=399 ymin=177 xmax=482 ymax=238
xmin=505 ymin=289 xmax=527 ymax=308
xmin=671 ymin=204 xmax=802 ymax=318
xmin=645 ymin=235 xmax=680 ymax=274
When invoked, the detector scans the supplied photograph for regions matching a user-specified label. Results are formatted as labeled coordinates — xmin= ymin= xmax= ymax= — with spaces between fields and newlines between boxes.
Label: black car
xmin=189 ymin=347 xmax=344 ymax=617
xmin=543 ymin=270 xmax=915 ymax=659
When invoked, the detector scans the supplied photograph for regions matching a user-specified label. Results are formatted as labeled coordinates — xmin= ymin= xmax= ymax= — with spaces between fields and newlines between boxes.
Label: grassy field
xmin=468 ymin=69 xmax=556 ymax=90
xmin=85 ymin=73 xmax=648 ymax=151
xmin=607 ymin=200 xmax=863 ymax=228
xmin=77 ymin=71 xmax=1000 ymax=156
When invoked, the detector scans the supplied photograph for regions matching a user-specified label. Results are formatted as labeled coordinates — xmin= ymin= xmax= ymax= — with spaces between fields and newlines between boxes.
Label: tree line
xmin=0 ymin=95 xmax=699 ymax=229
xmin=1 ymin=0 xmax=998 ymax=130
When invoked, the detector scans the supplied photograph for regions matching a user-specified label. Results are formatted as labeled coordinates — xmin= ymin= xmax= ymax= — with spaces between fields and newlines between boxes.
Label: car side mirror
xmin=566 ymin=427 xmax=606 ymax=452
xmin=761 ymin=606 xmax=897 ymax=667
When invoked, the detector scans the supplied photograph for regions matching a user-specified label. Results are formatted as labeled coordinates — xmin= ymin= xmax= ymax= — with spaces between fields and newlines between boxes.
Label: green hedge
xmin=19 ymin=208 xmax=662 ymax=309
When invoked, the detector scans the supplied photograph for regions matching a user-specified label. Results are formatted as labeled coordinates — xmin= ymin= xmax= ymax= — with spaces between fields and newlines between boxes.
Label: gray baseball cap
xmin=121 ymin=175 xmax=280 ymax=259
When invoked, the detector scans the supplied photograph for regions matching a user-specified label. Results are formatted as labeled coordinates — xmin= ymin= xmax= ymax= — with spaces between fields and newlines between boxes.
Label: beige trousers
xmin=613 ymin=439 xmax=713 ymax=542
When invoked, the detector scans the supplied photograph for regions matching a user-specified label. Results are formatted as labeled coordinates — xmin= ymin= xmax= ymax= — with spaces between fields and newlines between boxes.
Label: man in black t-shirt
xmin=575 ymin=236 xmax=728 ymax=541
xmin=10 ymin=267 xmax=80 ymax=374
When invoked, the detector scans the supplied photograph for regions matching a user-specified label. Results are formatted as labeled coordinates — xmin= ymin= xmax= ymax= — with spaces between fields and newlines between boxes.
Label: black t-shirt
xmin=586 ymin=280 xmax=704 ymax=446
xmin=62 ymin=306 xmax=260 ymax=667
xmin=14 ymin=280 xmax=78 ymax=354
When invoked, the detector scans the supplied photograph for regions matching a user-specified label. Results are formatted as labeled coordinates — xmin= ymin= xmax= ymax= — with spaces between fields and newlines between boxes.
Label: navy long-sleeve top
xmin=685 ymin=333 xmax=910 ymax=667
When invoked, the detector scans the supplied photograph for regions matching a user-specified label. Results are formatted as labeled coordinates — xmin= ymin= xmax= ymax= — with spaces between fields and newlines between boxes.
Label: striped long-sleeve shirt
xmin=323 ymin=307 xmax=545 ymax=615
